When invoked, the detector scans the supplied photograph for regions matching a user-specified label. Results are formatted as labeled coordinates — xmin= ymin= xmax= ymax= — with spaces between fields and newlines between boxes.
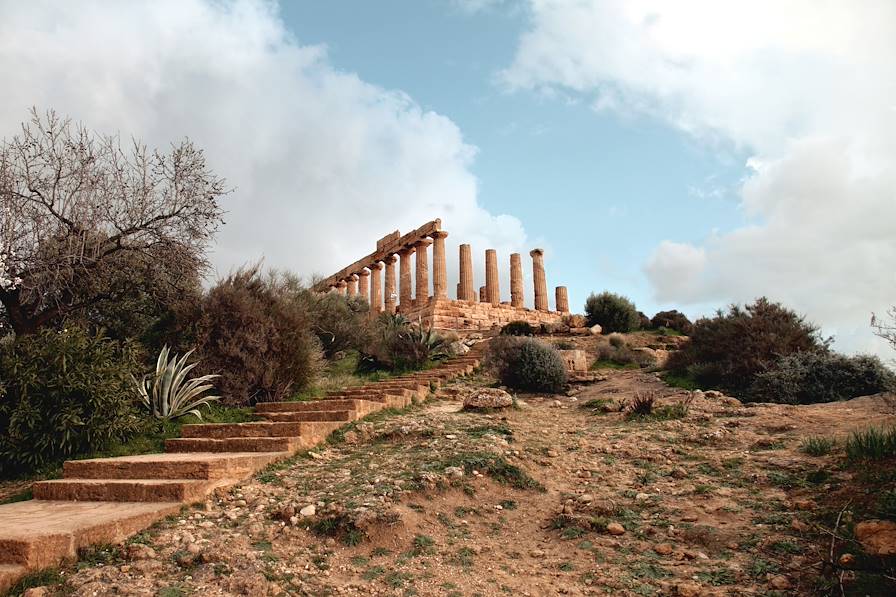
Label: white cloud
xmin=503 ymin=0 xmax=896 ymax=354
xmin=0 ymin=0 xmax=527 ymax=289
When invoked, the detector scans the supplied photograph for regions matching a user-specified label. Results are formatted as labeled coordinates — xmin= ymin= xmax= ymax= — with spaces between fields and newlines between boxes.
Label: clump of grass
xmin=627 ymin=391 xmax=655 ymax=416
xmin=411 ymin=534 xmax=436 ymax=556
xmin=626 ymin=392 xmax=693 ymax=421
xmin=800 ymin=436 xmax=836 ymax=456
xmin=309 ymin=514 xmax=366 ymax=546
xmin=580 ymin=398 xmax=616 ymax=414
xmin=436 ymin=452 xmax=545 ymax=491
xmin=845 ymin=426 xmax=896 ymax=461
xmin=466 ymin=424 xmax=514 ymax=441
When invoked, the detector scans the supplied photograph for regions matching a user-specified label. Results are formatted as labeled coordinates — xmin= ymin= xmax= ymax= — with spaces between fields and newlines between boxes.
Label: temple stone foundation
xmin=314 ymin=218 xmax=573 ymax=332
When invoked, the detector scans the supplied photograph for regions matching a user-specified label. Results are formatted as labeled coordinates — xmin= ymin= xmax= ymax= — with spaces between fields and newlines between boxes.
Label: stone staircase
xmin=0 ymin=349 xmax=483 ymax=593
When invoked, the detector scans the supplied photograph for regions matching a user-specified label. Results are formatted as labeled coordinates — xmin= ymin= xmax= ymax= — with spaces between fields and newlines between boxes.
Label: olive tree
xmin=0 ymin=109 xmax=226 ymax=335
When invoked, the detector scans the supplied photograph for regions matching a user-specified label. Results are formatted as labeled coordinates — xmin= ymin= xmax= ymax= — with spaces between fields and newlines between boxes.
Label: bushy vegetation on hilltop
xmin=584 ymin=291 xmax=640 ymax=333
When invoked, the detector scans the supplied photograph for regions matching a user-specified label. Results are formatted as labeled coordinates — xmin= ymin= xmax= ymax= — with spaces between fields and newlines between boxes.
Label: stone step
xmin=254 ymin=399 xmax=380 ymax=414
xmin=63 ymin=452 xmax=287 ymax=480
xmin=0 ymin=500 xmax=181 ymax=570
xmin=180 ymin=422 xmax=303 ymax=438
xmin=0 ymin=564 xmax=27 ymax=594
xmin=165 ymin=437 xmax=305 ymax=453
xmin=256 ymin=410 xmax=356 ymax=423
xmin=32 ymin=479 xmax=216 ymax=503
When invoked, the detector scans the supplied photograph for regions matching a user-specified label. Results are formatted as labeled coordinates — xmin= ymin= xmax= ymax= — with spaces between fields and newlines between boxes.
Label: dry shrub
xmin=197 ymin=266 xmax=323 ymax=406
xmin=486 ymin=336 xmax=567 ymax=393
xmin=668 ymin=297 xmax=825 ymax=394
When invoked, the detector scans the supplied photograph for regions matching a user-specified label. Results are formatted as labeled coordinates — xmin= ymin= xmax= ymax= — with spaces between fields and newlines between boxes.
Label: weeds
xmin=845 ymin=426 xmax=896 ymax=461
xmin=800 ymin=436 xmax=836 ymax=456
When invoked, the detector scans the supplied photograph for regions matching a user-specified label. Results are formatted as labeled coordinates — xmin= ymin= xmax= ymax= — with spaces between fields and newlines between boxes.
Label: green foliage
xmin=596 ymin=340 xmax=656 ymax=369
xmin=438 ymin=451 xmax=544 ymax=491
xmin=747 ymin=351 xmax=895 ymax=404
xmin=584 ymin=291 xmax=640 ymax=333
xmin=299 ymin=291 xmax=370 ymax=358
xmin=135 ymin=346 xmax=220 ymax=420
xmin=486 ymin=336 xmax=568 ymax=393
xmin=0 ymin=327 xmax=143 ymax=476
xmin=501 ymin=320 xmax=537 ymax=336
xmin=845 ymin=426 xmax=896 ymax=461
xmin=361 ymin=314 xmax=448 ymax=372
xmin=800 ymin=436 xmax=836 ymax=456
xmin=196 ymin=266 xmax=323 ymax=406
xmin=650 ymin=310 xmax=693 ymax=335
xmin=668 ymin=297 xmax=825 ymax=394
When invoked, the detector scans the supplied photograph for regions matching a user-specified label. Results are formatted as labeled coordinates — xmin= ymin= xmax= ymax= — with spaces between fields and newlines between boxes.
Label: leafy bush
xmin=667 ymin=297 xmax=825 ymax=394
xmin=0 ymin=327 xmax=142 ymax=475
xmin=135 ymin=346 xmax=220 ymax=420
xmin=584 ymin=292 xmax=640 ymax=333
xmin=748 ymin=352 xmax=895 ymax=404
xmin=362 ymin=314 xmax=448 ymax=371
xmin=486 ymin=336 xmax=567 ymax=393
xmin=197 ymin=266 xmax=323 ymax=406
xmin=501 ymin=320 xmax=537 ymax=336
xmin=650 ymin=310 xmax=693 ymax=335
xmin=299 ymin=291 xmax=369 ymax=359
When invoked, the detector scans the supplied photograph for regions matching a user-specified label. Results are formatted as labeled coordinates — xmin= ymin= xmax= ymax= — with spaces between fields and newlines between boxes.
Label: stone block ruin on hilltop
xmin=313 ymin=218 xmax=571 ymax=332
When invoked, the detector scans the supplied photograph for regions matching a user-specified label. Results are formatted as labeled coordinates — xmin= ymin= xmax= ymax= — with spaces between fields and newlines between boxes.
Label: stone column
xmin=458 ymin=243 xmax=474 ymax=301
xmin=357 ymin=269 xmax=370 ymax=301
xmin=413 ymin=238 xmax=432 ymax=306
xmin=346 ymin=274 xmax=358 ymax=297
xmin=485 ymin=249 xmax=499 ymax=306
xmin=510 ymin=253 xmax=523 ymax=308
xmin=431 ymin=231 xmax=448 ymax=300
xmin=397 ymin=246 xmax=415 ymax=310
xmin=530 ymin=249 xmax=548 ymax=311
xmin=555 ymin=286 xmax=569 ymax=313
xmin=369 ymin=262 xmax=383 ymax=315
xmin=335 ymin=280 xmax=347 ymax=296
xmin=479 ymin=285 xmax=486 ymax=302
xmin=383 ymin=254 xmax=398 ymax=314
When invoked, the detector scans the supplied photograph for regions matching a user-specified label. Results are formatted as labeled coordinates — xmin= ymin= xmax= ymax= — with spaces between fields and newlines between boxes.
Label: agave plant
xmin=135 ymin=345 xmax=220 ymax=421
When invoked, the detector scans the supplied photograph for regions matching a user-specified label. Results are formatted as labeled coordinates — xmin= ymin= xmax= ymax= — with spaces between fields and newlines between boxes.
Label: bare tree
xmin=0 ymin=109 xmax=226 ymax=335
xmin=872 ymin=307 xmax=896 ymax=352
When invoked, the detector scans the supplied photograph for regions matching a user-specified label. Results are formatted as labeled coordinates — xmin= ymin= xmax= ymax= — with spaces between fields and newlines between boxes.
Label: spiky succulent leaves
xmin=135 ymin=345 xmax=220 ymax=420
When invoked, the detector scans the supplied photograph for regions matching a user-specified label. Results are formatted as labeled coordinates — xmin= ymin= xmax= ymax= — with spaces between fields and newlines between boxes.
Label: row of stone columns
xmin=328 ymin=233 xmax=569 ymax=314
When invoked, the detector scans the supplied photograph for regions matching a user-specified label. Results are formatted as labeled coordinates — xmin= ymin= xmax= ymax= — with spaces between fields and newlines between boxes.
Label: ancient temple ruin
xmin=313 ymin=219 xmax=570 ymax=332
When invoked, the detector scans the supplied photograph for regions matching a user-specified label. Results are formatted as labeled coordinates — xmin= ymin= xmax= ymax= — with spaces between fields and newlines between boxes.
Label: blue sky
xmin=0 ymin=0 xmax=893 ymax=355
xmin=281 ymin=0 xmax=748 ymax=318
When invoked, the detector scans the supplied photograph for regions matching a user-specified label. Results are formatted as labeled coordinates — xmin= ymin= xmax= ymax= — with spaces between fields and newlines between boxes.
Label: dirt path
xmin=24 ymin=371 xmax=896 ymax=596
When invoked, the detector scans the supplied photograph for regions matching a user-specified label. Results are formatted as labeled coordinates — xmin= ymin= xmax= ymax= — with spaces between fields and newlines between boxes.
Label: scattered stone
xmin=22 ymin=588 xmax=49 ymax=597
xmin=444 ymin=466 xmax=464 ymax=478
xmin=274 ymin=504 xmax=295 ymax=522
xmin=673 ymin=582 xmax=701 ymax=597
xmin=670 ymin=468 xmax=688 ymax=479
xmin=635 ymin=492 xmax=650 ymax=502
xmin=769 ymin=576 xmax=793 ymax=590
xmin=838 ymin=553 xmax=855 ymax=567
xmin=126 ymin=544 xmax=156 ymax=561
xmin=854 ymin=519 xmax=896 ymax=556
xmin=606 ymin=522 xmax=625 ymax=535
xmin=564 ymin=314 xmax=586 ymax=328
xmin=577 ymin=494 xmax=594 ymax=504
xmin=793 ymin=499 xmax=816 ymax=511
xmin=463 ymin=388 xmax=513 ymax=410
xmin=790 ymin=518 xmax=809 ymax=533
xmin=300 ymin=505 xmax=316 ymax=517
xmin=654 ymin=543 xmax=673 ymax=556
xmin=589 ymin=324 xmax=602 ymax=336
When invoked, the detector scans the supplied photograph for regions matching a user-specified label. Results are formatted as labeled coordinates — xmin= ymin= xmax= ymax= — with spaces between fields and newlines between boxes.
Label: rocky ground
xmin=11 ymin=352 xmax=896 ymax=596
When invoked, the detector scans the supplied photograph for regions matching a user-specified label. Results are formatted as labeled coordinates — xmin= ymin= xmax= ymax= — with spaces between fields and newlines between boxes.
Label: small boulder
xmin=855 ymin=519 xmax=896 ymax=556
xmin=563 ymin=314 xmax=586 ymax=328
xmin=299 ymin=504 xmax=316 ymax=517
xmin=589 ymin=324 xmax=603 ymax=336
xmin=464 ymin=388 xmax=513 ymax=410
xmin=23 ymin=588 xmax=50 ymax=597
xmin=606 ymin=522 xmax=625 ymax=535
xmin=126 ymin=544 xmax=156 ymax=561
xmin=769 ymin=576 xmax=793 ymax=590
xmin=654 ymin=543 xmax=673 ymax=556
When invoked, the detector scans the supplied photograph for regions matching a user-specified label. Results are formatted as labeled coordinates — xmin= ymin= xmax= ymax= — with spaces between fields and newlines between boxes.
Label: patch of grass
xmin=4 ymin=568 xmax=64 ymax=596
xmin=591 ymin=359 xmax=639 ymax=371
xmin=309 ymin=514 xmax=367 ymax=546
xmin=434 ymin=452 xmax=545 ymax=491
xmin=876 ymin=488 xmax=896 ymax=520
xmin=385 ymin=570 xmax=413 ymax=588
xmin=411 ymin=534 xmax=436 ymax=556
xmin=0 ymin=488 xmax=32 ymax=505
xmin=631 ymin=562 xmax=672 ymax=580
xmin=696 ymin=568 xmax=737 ymax=586
xmin=156 ymin=587 xmax=188 ymax=597
xmin=450 ymin=547 xmax=476 ymax=568
xmin=769 ymin=539 xmax=801 ymax=554
xmin=767 ymin=470 xmax=804 ymax=489
xmin=362 ymin=565 xmax=386 ymax=580
xmin=499 ymin=499 xmax=517 ymax=510
xmin=580 ymin=398 xmax=615 ymax=413
xmin=846 ymin=426 xmax=896 ymax=462
xmin=661 ymin=372 xmax=701 ymax=391
xmin=748 ymin=558 xmax=780 ymax=578
xmin=800 ymin=436 xmax=836 ymax=456
xmin=558 ymin=561 xmax=576 ymax=572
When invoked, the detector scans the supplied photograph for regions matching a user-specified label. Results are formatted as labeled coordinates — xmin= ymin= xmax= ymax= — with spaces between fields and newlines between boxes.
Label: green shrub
xmin=299 ymin=291 xmax=369 ymax=359
xmin=845 ymin=426 xmax=896 ymax=461
xmin=361 ymin=314 xmax=448 ymax=371
xmin=0 ymin=327 xmax=143 ymax=475
xmin=501 ymin=321 xmax=537 ymax=336
xmin=197 ymin=266 xmax=323 ymax=406
xmin=748 ymin=352 xmax=895 ymax=404
xmin=486 ymin=336 xmax=567 ymax=393
xmin=584 ymin=292 xmax=640 ymax=333
xmin=667 ymin=297 xmax=825 ymax=394
xmin=799 ymin=436 xmax=836 ymax=456
xmin=650 ymin=310 xmax=693 ymax=335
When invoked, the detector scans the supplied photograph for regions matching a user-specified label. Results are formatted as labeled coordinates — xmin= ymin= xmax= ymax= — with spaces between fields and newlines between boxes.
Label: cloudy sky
xmin=1 ymin=0 xmax=893 ymax=355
